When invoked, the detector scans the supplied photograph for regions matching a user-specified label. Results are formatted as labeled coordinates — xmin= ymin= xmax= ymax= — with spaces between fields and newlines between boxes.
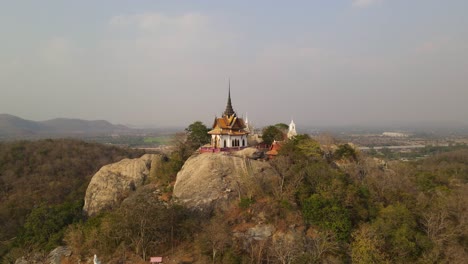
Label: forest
xmin=0 ymin=132 xmax=467 ymax=263
xmin=0 ymin=139 xmax=145 ymax=262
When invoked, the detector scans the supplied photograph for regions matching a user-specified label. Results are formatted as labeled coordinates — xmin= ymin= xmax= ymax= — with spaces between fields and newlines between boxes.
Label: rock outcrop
xmin=83 ymin=154 xmax=160 ymax=216
xmin=48 ymin=246 xmax=72 ymax=264
xmin=173 ymin=150 xmax=280 ymax=212
xmin=14 ymin=246 xmax=72 ymax=264
xmin=231 ymin=147 xmax=265 ymax=159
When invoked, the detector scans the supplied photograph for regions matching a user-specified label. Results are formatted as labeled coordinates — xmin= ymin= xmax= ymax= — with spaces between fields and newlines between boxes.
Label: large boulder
xmin=83 ymin=154 xmax=160 ymax=216
xmin=173 ymin=152 xmax=280 ymax=212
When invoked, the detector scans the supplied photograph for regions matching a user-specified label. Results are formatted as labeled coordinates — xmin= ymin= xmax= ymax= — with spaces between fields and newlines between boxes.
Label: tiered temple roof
xmin=209 ymin=115 xmax=247 ymax=135
xmin=208 ymin=84 xmax=248 ymax=136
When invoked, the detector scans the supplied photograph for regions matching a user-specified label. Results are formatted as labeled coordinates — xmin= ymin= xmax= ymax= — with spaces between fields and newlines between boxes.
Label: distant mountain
xmin=0 ymin=114 xmax=131 ymax=138
xmin=0 ymin=114 xmax=46 ymax=136
xmin=41 ymin=118 xmax=129 ymax=134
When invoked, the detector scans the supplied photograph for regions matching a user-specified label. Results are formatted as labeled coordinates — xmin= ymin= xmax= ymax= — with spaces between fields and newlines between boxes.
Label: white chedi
xmin=287 ymin=120 xmax=297 ymax=139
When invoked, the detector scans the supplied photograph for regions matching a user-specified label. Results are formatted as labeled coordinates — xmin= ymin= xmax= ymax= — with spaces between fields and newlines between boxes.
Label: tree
xmin=185 ymin=121 xmax=210 ymax=149
xmin=371 ymin=203 xmax=427 ymax=262
xmin=262 ymin=126 xmax=285 ymax=145
xmin=302 ymin=194 xmax=352 ymax=241
xmin=306 ymin=231 xmax=340 ymax=263
xmin=335 ymin=143 xmax=358 ymax=161
xmin=17 ymin=200 xmax=83 ymax=251
xmin=351 ymin=224 xmax=389 ymax=264
xmin=269 ymin=235 xmax=302 ymax=264
xmin=316 ymin=133 xmax=337 ymax=159
xmin=106 ymin=195 xmax=192 ymax=261
xmin=296 ymin=139 xmax=323 ymax=159
xmin=274 ymin=123 xmax=289 ymax=132
xmin=278 ymin=134 xmax=323 ymax=160
xmin=198 ymin=216 xmax=231 ymax=263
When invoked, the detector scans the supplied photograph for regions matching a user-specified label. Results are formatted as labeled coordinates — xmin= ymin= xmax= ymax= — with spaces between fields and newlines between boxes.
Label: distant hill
xmin=0 ymin=114 xmax=131 ymax=138
xmin=0 ymin=114 xmax=45 ymax=136
xmin=303 ymin=121 xmax=468 ymax=136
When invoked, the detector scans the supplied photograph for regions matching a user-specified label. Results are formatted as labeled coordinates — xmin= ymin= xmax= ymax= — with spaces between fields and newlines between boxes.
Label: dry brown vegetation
xmin=1 ymin=133 xmax=467 ymax=263
xmin=0 ymin=139 xmax=144 ymax=262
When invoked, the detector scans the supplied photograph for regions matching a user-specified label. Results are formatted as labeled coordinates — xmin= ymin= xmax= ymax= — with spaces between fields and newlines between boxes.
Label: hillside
xmin=0 ymin=139 xmax=145 ymax=261
xmin=2 ymin=135 xmax=467 ymax=264
xmin=0 ymin=114 xmax=131 ymax=138
xmin=64 ymin=137 xmax=468 ymax=263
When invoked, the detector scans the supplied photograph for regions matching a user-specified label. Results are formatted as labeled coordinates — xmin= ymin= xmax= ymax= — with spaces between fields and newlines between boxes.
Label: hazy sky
xmin=1 ymin=0 xmax=467 ymax=128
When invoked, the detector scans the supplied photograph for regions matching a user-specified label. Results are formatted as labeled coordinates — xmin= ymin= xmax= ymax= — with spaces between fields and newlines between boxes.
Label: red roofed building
xmin=207 ymin=82 xmax=249 ymax=150
xmin=266 ymin=140 xmax=282 ymax=159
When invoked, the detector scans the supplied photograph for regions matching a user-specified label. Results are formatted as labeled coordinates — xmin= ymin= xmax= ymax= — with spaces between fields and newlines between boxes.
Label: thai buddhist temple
xmin=207 ymin=82 xmax=249 ymax=150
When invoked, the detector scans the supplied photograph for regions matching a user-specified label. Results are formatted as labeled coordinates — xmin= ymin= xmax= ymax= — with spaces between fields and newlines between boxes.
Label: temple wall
xmin=211 ymin=134 xmax=248 ymax=148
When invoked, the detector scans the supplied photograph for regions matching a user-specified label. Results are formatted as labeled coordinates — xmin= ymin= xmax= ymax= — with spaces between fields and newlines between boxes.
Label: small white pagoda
xmin=287 ymin=120 xmax=297 ymax=139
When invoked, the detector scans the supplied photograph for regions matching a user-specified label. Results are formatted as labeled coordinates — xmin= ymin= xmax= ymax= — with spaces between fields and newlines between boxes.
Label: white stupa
xmin=287 ymin=120 xmax=297 ymax=139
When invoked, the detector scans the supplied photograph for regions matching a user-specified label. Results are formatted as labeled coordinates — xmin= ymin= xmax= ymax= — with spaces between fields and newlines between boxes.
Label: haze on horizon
xmin=1 ymin=1 xmax=467 ymax=128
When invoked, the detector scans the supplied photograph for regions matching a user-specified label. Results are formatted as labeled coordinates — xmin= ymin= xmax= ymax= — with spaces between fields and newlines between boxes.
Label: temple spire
xmin=223 ymin=79 xmax=236 ymax=117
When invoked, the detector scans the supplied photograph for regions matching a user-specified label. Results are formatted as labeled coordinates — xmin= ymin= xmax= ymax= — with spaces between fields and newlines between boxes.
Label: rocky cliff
xmin=75 ymin=147 xmax=315 ymax=263
xmin=83 ymin=154 xmax=160 ymax=216
xmin=173 ymin=149 xmax=280 ymax=212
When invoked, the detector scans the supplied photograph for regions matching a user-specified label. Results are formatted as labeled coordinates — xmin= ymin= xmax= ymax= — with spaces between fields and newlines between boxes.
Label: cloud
xmin=107 ymin=12 xmax=229 ymax=58
xmin=352 ymin=0 xmax=382 ymax=8
xmin=109 ymin=12 xmax=209 ymax=33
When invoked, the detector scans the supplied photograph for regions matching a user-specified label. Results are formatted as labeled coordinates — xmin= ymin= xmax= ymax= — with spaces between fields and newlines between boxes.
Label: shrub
xmin=302 ymin=194 xmax=352 ymax=241
xmin=239 ymin=197 xmax=255 ymax=209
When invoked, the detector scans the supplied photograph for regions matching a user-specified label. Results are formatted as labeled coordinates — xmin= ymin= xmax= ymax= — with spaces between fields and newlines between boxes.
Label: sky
xmin=1 ymin=0 xmax=467 ymax=128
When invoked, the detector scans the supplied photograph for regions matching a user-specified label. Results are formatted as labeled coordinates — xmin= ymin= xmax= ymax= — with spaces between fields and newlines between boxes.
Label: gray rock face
xmin=83 ymin=154 xmax=159 ymax=216
xmin=173 ymin=152 xmax=280 ymax=212
xmin=14 ymin=246 xmax=73 ymax=264
xmin=247 ymin=224 xmax=276 ymax=241
xmin=234 ymin=224 xmax=275 ymax=241
xmin=231 ymin=147 xmax=265 ymax=159
xmin=48 ymin=246 xmax=72 ymax=264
